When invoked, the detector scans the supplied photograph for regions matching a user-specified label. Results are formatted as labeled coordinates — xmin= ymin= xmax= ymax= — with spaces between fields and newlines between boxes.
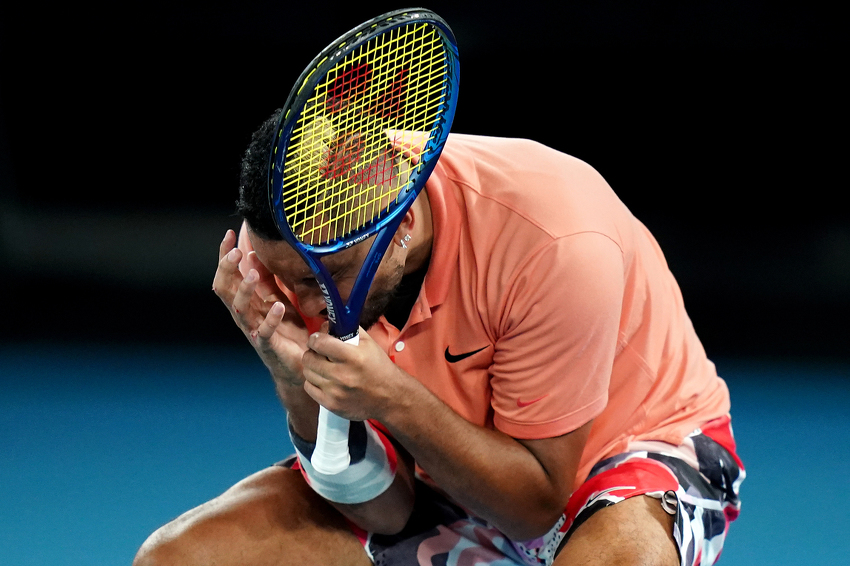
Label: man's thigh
xmin=133 ymin=466 xmax=371 ymax=566
xmin=554 ymin=495 xmax=678 ymax=566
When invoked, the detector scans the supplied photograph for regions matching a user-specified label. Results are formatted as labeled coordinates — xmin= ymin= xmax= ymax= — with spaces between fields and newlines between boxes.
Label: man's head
xmin=237 ymin=110 xmax=433 ymax=329
xmin=237 ymin=109 xmax=407 ymax=244
xmin=236 ymin=109 xmax=284 ymax=241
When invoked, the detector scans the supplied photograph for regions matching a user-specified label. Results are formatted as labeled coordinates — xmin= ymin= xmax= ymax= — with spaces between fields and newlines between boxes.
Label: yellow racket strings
xmin=282 ymin=22 xmax=449 ymax=245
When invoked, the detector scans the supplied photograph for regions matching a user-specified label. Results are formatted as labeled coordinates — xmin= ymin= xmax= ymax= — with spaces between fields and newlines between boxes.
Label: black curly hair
xmin=235 ymin=109 xmax=284 ymax=240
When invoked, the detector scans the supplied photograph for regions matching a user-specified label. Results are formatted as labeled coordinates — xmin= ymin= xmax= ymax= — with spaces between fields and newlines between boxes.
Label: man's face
xmin=249 ymin=231 xmax=404 ymax=331
xmin=252 ymin=149 xmax=413 ymax=330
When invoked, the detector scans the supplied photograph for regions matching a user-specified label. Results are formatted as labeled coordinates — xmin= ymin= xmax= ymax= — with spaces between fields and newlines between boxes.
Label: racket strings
xmin=281 ymin=21 xmax=450 ymax=245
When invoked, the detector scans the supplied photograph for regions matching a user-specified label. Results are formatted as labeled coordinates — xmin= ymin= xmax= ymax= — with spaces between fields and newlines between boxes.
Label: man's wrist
xmin=275 ymin=381 xmax=320 ymax=441
xmin=378 ymin=369 xmax=427 ymax=431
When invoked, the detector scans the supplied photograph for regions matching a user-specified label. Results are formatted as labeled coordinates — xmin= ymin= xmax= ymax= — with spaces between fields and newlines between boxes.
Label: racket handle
xmin=311 ymin=333 xmax=359 ymax=475
xmin=312 ymin=407 xmax=351 ymax=474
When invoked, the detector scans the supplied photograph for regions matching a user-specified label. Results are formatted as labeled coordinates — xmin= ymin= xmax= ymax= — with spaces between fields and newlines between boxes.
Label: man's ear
xmin=393 ymin=207 xmax=415 ymax=244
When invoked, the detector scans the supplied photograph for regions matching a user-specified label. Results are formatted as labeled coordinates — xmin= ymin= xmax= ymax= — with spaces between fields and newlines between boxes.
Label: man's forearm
xmin=275 ymin=380 xmax=320 ymax=441
xmin=380 ymin=377 xmax=575 ymax=541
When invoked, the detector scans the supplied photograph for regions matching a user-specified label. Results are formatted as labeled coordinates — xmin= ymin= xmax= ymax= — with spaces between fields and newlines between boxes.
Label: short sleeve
xmin=490 ymin=232 xmax=625 ymax=439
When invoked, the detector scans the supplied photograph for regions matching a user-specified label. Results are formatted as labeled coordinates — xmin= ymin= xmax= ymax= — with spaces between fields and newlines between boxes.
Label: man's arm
xmin=385 ymin=376 xmax=593 ymax=540
xmin=302 ymin=330 xmax=592 ymax=541
xmin=300 ymin=233 xmax=624 ymax=540
xmin=214 ymin=229 xmax=416 ymax=535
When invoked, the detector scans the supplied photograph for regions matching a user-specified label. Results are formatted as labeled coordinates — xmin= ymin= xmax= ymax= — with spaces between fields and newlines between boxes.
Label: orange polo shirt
xmin=239 ymin=134 xmax=730 ymax=487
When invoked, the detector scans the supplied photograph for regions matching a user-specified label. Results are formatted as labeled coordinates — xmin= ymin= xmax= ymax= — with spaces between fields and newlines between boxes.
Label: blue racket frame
xmin=268 ymin=8 xmax=460 ymax=342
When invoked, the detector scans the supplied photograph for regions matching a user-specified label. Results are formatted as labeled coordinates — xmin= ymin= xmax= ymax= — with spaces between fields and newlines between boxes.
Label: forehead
xmin=247 ymin=228 xmax=363 ymax=278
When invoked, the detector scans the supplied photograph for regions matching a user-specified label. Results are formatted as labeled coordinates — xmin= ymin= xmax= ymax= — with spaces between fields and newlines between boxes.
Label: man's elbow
xmin=336 ymin=467 xmax=416 ymax=535
xmin=341 ymin=498 xmax=414 ymax=535
xmin=498 ymin=497 xmax=570 ymax=542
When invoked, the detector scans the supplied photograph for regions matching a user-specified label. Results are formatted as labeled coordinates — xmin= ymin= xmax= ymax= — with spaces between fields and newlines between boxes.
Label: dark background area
xmin=0 ymin=1 xmax=846 ymax=361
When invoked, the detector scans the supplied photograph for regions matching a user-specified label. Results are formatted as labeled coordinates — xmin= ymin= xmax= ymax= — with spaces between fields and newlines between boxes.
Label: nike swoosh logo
xmin=444 ymin=345 xmax=489 ymax=363
xmin=516 ymin=394 xmax=548 ymax=408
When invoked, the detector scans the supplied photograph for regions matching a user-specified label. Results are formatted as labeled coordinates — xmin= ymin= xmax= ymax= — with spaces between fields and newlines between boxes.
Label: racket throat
xmin=317 ymin=281 xmax=360 ymax=341
xmin=318 ymin=281 xmax=339 ymax=325
xmin=335 ymin=329 xmax=360 ymax=343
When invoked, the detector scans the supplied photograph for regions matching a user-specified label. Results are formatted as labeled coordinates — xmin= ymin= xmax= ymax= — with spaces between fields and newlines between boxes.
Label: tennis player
xmin=134 ymin=110 xmax=745 ymax=566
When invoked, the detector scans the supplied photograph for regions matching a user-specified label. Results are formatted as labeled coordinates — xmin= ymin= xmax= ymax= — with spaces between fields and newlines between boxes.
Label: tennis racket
xmin=268 ymin=8 xmax=460 ymax=474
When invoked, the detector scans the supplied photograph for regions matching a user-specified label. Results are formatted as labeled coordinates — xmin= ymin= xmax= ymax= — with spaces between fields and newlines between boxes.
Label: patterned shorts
xmin=283 ymin=416 xmax=745 ymax=566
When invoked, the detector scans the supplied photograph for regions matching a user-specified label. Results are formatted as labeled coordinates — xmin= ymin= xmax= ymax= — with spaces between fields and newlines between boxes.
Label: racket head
xmin=268 ymin=8 xmax=460 ymax=256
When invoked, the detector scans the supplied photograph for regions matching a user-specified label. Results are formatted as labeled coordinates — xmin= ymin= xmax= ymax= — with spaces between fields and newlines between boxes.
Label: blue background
xmin=2 ymin=344 xmax=848 ymax=565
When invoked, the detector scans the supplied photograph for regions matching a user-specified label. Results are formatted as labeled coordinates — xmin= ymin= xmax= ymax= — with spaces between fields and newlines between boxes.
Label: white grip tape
xmin=311 ymin=332 xmax=359 ymax=475
xmin=293 ymin=420 xmax=397 ymax=504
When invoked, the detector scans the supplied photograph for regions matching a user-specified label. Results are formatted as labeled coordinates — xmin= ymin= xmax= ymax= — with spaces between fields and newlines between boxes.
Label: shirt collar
xmin=419 ymin=159 xmax=460 ymax=311
xmin=383 ymin=134 xmax=463 ymax=327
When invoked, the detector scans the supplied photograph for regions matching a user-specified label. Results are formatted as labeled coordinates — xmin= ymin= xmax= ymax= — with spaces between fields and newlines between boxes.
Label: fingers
xmin=301 ymin=330 xmax=364 ymax=394
xmin=213 ymin=230 xmax=243 ymax=299
xmin=218 ymin=228 xmax=237 ymax=262
xmin=214 ymin=231 xmax=266 ymax=332
xmin=306 ymin=330 xmax=361 ymax=363
xmin=300 ymin=347 xmax=336 ymax=411
xmin=256 ymin=301 xmax=286 ymax=342
xmin=302 ymin=334 xmax=339 ymax=389
xmin=212 ymin=230 xmax=310 ymax=390
xmin=300 ymin=328 xmax=395 ymax=421
xmin=214 ymin=230 xmax=284 ymax=311
xmin=232 ymin=268 xmax=264 ymax=323
xmin=246 ymin=251 xmax=282 ymax=302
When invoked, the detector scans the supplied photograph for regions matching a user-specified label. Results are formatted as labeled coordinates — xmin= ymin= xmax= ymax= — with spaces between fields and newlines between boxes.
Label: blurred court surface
xmin=1 ymin=343 xmax=848 ymax=565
